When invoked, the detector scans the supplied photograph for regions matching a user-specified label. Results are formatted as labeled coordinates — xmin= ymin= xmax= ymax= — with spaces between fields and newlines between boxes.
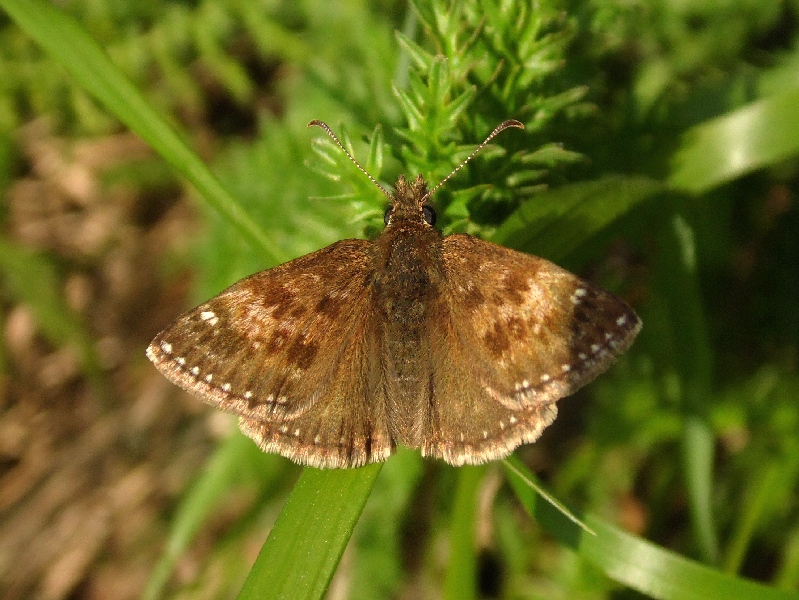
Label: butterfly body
xmin=373 ymin=175 xmax=443 ymax=447
xmin=147 ymin=123 xmax=641 ymax=469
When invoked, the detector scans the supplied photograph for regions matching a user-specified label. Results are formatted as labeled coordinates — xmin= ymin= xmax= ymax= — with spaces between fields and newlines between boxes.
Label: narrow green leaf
xmin=655 ymin=215 xmax=718 ymax=564
xmin=393 ymin=84 xmax=424 ymax=131
xmin=670 ymin=89 xmax=799 ymax=193
xmin=502 ymin=458 xmax=594 ymax=535
xmin=504 ymin=458 xmax=794 ymax=600
xmin=365 ymin=125 xmax=384 ymax=178
xmin=395 ymin=31 xmax=432 ymax=71
xmin=682 ymin=417 xmax=719 ymax=564
xmin=724 ymin=461 xmax=783 ymax=574
xmin=444 ymin=465 xmax=486 ymax=600
xmin=0 ymin=0 xmax=284 ymax=264
xmin=238 ymin=465 xmax=382 ymax=600
xmin=492 ymin=175 xmax=663 ymax=263
xmin=444 ymin=86 xmax=477 ymax=126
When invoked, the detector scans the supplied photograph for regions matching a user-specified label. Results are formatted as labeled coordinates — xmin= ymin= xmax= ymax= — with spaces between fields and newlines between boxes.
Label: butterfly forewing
xmin=146 ymin=240 xmax=395 ymax=468
xmin=420 ymin=234 xmax=641 ymax=465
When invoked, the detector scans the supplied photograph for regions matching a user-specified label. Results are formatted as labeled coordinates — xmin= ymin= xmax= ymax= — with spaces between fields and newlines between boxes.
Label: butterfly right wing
xmin=146 ymin=240 xmax=395 ymax=468
xmin=422 ymin=234 xmax=641 ymax=466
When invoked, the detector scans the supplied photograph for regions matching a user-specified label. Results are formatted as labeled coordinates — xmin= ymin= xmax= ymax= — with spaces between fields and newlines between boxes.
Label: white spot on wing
xmin=540 ymin=374 xmax=551 ymax=382
xmin=176 ymin=356 xmax=186 ymax=366
xmin=570 ymin=287 xmax=587 ymax=304
xmin=200 ymin=310 xmax=219 ymax=326
xmin=204 ymin=374 xmax=213 ymax=383
xmin=244 ymin=391 xmax=253 ymax=399
xmin=617 ymin=315 xmax=627 ymax=326
xmin=509 ymin=416 xmax=517 ymax=424
xmin=160 ymin=341 xmax=172 ymax=354
xmin=190 ymin=366 xmax=200 ymax=375
xmin=221 ymin=383 xmax=231 ymax=392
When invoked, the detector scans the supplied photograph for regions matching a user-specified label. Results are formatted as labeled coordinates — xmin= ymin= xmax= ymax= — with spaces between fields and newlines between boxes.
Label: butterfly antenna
xmin=308 ymin=120 xmax=392 ymax=200
xmin=422 ymin=119 xmax=524 ymax=202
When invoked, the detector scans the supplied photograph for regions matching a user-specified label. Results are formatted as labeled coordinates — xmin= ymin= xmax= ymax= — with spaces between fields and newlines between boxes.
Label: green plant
xmin=3 ymin=0 xmax=799 ymax=599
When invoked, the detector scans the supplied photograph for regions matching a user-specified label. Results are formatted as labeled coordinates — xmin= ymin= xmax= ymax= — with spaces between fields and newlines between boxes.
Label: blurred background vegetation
xmin=0 ymin=0 xmax=798 ymax=598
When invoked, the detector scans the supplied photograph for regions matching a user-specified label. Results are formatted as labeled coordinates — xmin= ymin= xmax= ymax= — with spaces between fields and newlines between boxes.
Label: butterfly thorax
xmin=374 ymin=174 xmax=443 ymax=321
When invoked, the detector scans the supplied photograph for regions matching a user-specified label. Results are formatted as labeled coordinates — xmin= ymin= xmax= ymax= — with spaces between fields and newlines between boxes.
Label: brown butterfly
xmin=147 ymin=120 xmax=641 ymax=469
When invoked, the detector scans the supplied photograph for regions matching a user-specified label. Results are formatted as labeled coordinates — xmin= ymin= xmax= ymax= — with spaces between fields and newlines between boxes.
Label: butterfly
xmin=147 ymin=120 xmax=641 ymax=469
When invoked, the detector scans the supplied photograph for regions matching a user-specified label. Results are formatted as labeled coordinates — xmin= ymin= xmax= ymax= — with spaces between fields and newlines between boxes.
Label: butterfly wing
xmin=146 ymin=240 xmax=394 ymax=468
xmin=422 ymin=234 xmax=641 ymax=466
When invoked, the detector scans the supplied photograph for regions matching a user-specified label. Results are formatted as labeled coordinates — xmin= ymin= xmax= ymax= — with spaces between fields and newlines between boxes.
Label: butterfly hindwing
xmin=147 ymin=239 xmax=395 ymax=468
xmin=421 ymin=234 xmax=641 ymax=465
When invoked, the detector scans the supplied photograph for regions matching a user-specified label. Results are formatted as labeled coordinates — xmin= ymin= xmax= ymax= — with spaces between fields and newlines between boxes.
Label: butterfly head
xmin=384 ymin=174 xmax=437 ymax=229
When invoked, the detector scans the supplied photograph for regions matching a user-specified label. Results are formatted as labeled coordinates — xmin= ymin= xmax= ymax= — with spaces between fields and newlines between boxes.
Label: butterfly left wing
xmin=422 ymin=234 xmax=641 ymax=466
xmin=146 ymin=239 xmax=395 ymax=468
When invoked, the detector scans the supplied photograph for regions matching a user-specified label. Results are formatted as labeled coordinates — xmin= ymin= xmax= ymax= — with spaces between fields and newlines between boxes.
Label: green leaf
xmin=670 ymin=89 xmax=799 ymax=194
xmin=724 ymin=460 xmax=784 ymax=574
xmin=237 ymin=465 xmax=382 ymax=600
xmin=444 ymin=465 xmax=486 ymax=600
xmin=0 ymin=0 xmax=284 ymax=264
xmin=504 ymin=457 xmax=796 ymax=600
xmin=492 ymin=175 xmax=664 ymax=262
xmin=654 ymin=215 xmax=718 ymax=564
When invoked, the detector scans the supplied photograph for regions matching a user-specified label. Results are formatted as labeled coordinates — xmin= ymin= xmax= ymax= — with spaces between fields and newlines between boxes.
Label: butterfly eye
xmin=383 ymin=206 xmax=393 ymax=225
xmin=422 ymin=205 xmax=436 ymax=226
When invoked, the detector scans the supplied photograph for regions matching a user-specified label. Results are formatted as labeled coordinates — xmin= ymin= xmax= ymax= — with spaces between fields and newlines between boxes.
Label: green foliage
xmin=3 ymin=0 xmax=799 ymax=598
xmin=0 ymin=0 xmax=313 ymax=135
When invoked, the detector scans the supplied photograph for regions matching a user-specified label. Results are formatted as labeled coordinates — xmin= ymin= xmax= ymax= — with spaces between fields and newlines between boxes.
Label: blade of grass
xmin=670 ymin=89 xmax=799 ymax=194
xmin=0 ymin=0 xmax=285 ymax=264
xmin=238 ymin=464 xmax=382 ymax=600
xmin=504 ymin=456 xmax=795 ymax=600
xmin=723 ymin=460 xmax=783 ymax=574
xmin=492 ymin=175 xmax=663 ymax=263
xmin=444 ymin=465 xmax=486 ymax=600
xmin=502 ymin=458 xmax=594 ymax=536
xmin=656 ymin=214 xmax=718 ymax=565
